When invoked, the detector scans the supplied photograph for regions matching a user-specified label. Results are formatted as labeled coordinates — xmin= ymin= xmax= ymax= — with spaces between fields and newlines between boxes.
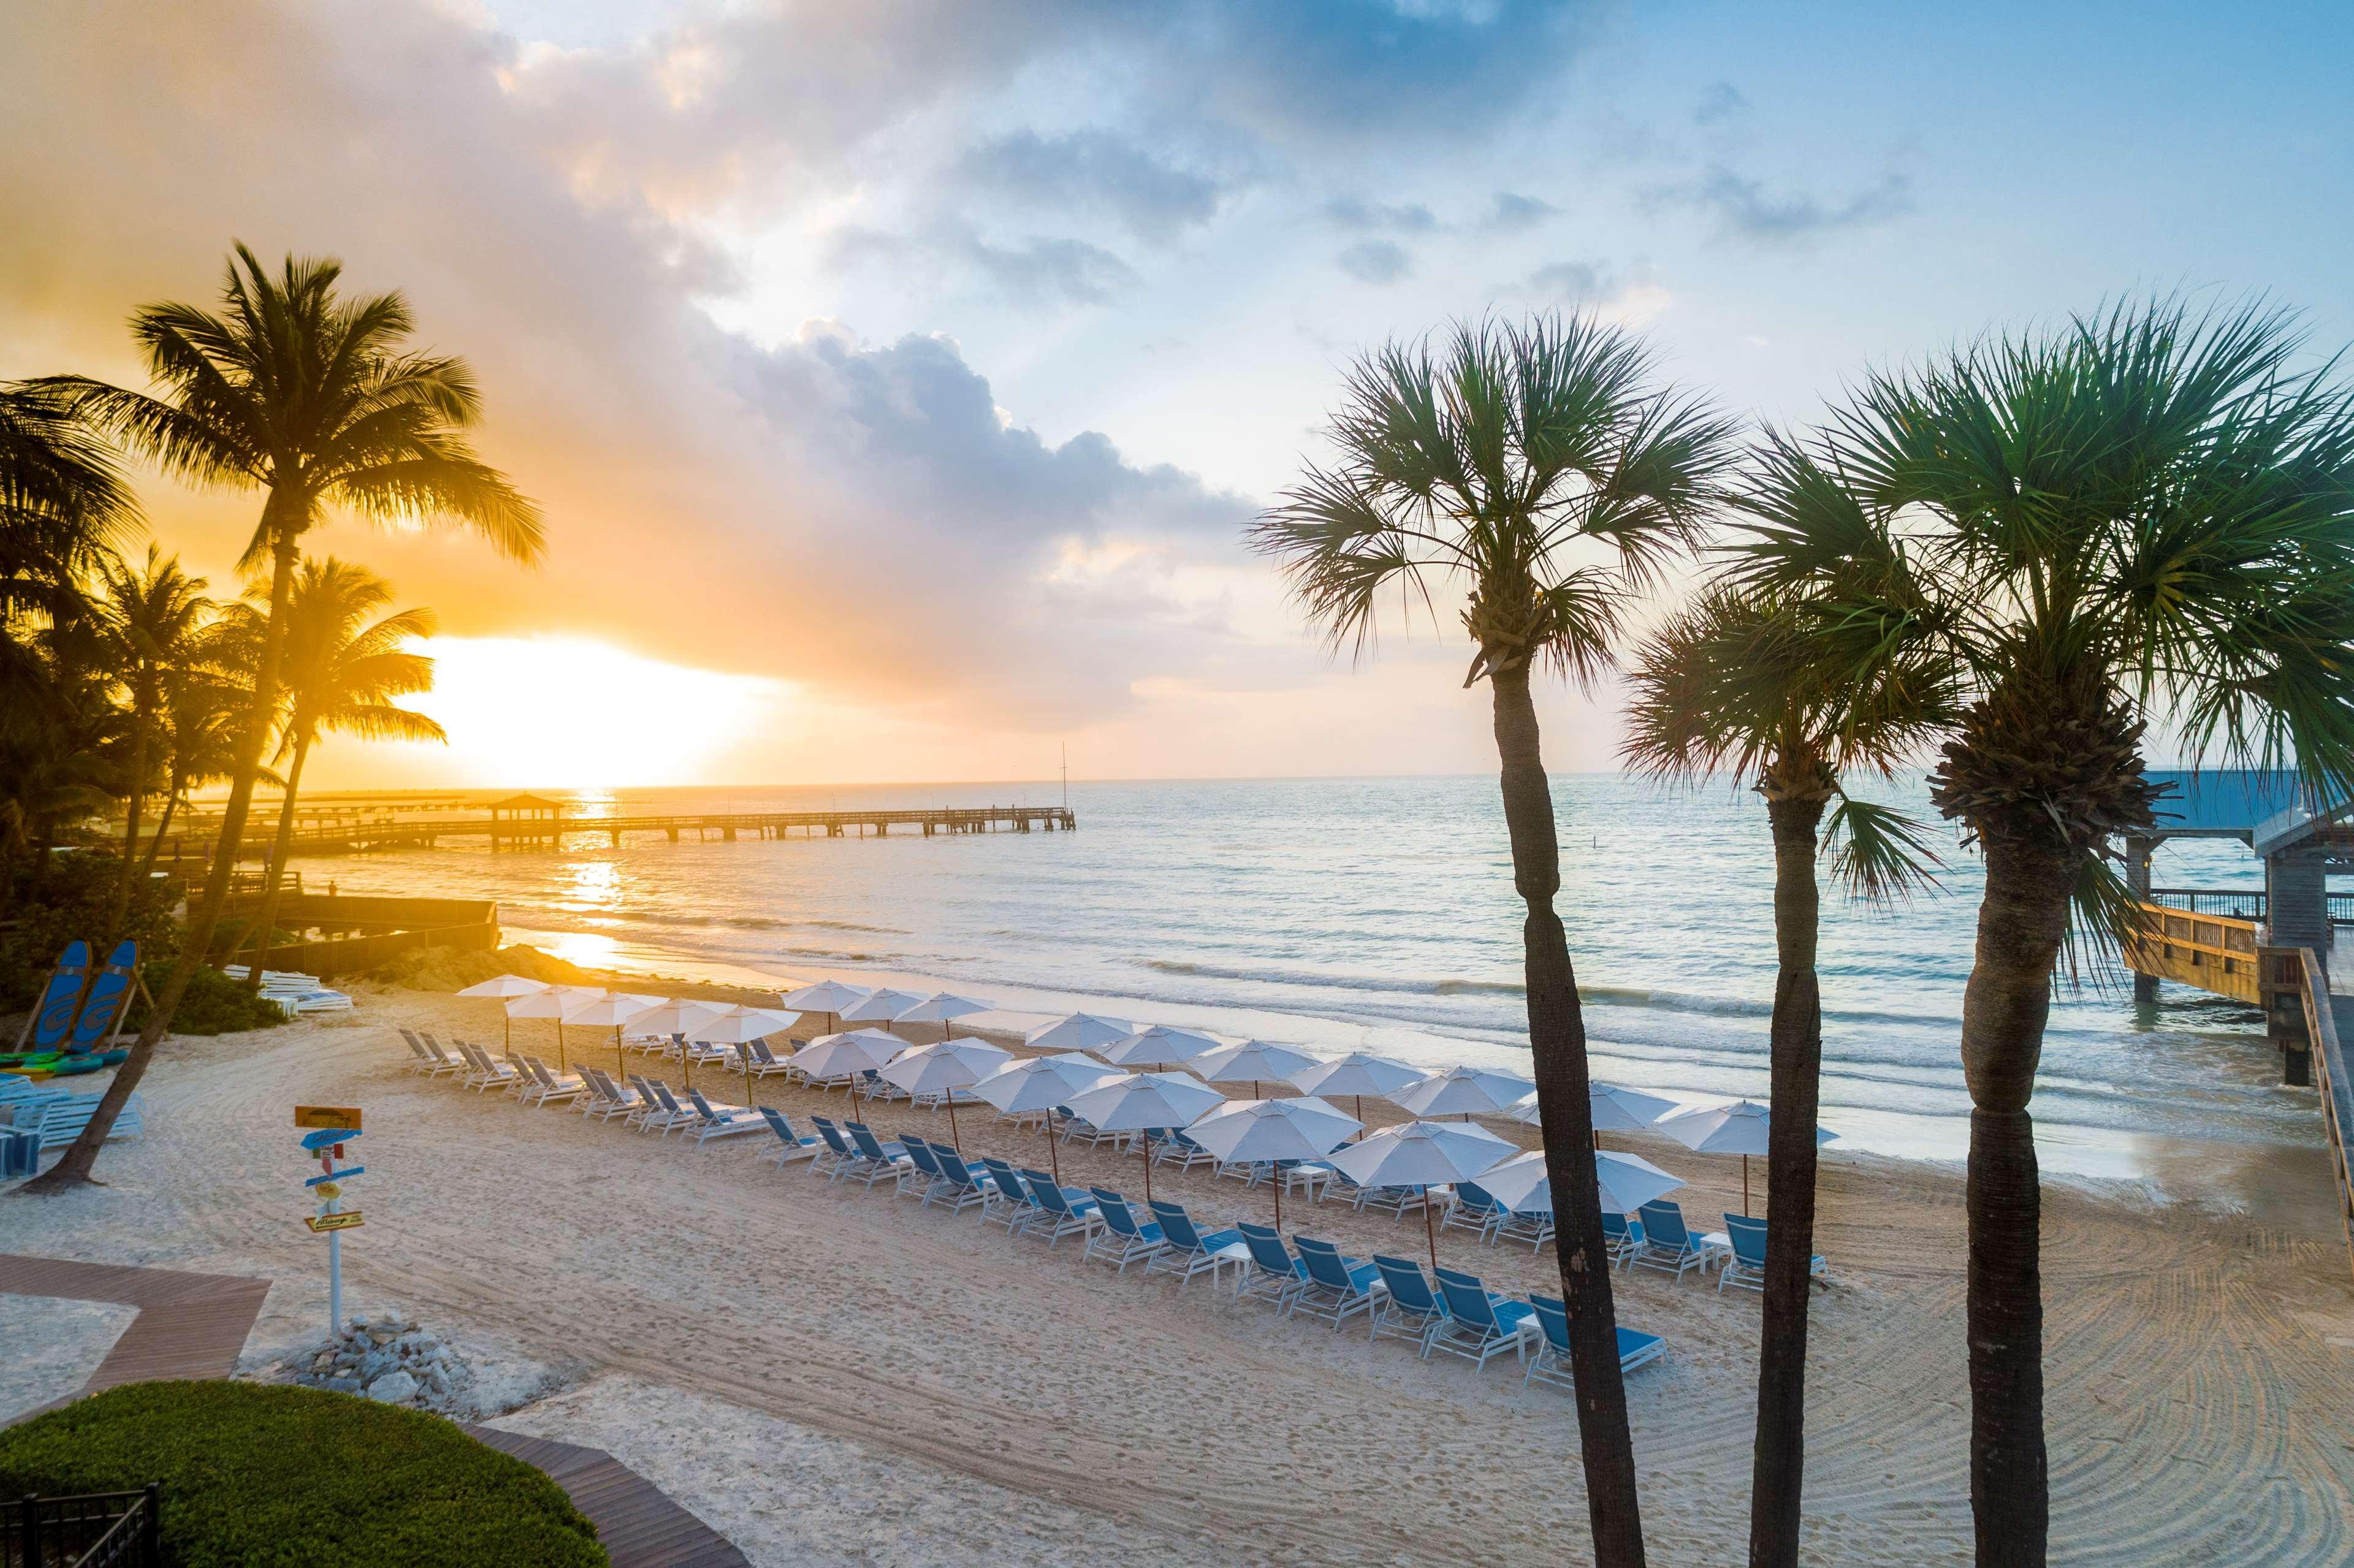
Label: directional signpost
xmin=296 ymin=1107 xmax=364 ymax=1335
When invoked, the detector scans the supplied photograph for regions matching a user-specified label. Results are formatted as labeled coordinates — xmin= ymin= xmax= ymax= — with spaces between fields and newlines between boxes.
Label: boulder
xmin=366 ymin=1369 xmax=419 ymax=1404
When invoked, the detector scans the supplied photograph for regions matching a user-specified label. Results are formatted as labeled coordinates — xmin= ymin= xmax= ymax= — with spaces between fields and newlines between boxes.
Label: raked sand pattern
xmin=7 ymin=988 xmax=2354 ymax=1566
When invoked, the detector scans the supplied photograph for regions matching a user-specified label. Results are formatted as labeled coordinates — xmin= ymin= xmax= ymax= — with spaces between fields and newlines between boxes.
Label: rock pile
xmin=286 ymin=1312 xmax=476 ymax=1414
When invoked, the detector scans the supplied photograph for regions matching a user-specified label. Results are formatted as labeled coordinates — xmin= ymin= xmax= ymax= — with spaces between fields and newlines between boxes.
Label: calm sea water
xmin=316 ymin=776 xmax=2324 ymax=1194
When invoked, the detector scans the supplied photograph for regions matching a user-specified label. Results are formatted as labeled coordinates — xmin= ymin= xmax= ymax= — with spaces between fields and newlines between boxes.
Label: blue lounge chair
xmin=1428 ymin=1268 xmax=1536 ymax=1370
xmin=977 ymin=1159 xmax=1037 ymax=1233
xmin=923 ymin=1141 xmax=995 ymax=1217
xmin=757 ymin=1108 xmax=821 ymax=1165
xmin=1366 ymin=1254 xmax=1452 ymax=1355
xmin=807 ymin=1115 xmax=859 ymax=1179
xmin=1084 ymin=1189 xmax=1169 ymax=1273
xmin=1600 ymin=1211 xmax=1645 ymax=1268
xmin=682 ymin=1089 xmax=764 ymax=1145
xmin=1019 ymin=1169 xmax=1100 ymax=1248
xmin=1442 ymin=1181 xmax=1504 ymax=1240
xmin=1631 ymin=1201 xmax=1713 ymax=1281
xmin=1145 ymin=1201 xmax=1244 ymax=1288
xmin=1233 ymin=1223 xmax=1310 ymax=1313
xmin=1153 ymin=1128 xmax=1216 ymax=1171
xmin=841 ymin=1122 xmax=910 ymax=1188
xmin=896 ymin=1136 xmax=950 ymax=1200
xmin=1491 ymin=1201 xmax=1555 ymax=1254
xmin=20 ymin=940 xmax=90 ymax=1052
xmin=1288 ymin=1237 xmax=1384 ymax=1330
xmin=68 ymin=939 xmax=137 ymax=1052
xmin=1718 ymin=1213 xmax=1827 ymax=1293
xmin=1522 ymin=1295 xmax=1666 ymax=1392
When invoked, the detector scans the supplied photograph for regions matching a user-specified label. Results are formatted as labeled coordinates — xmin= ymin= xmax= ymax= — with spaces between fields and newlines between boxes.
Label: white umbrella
xmin=1510 ymin=1082 xmax=1681 ymax=1138
xmin=505 ymin=985 xmax=608 ymax=1070
xmin=1024 ymin=1012 xmax=1135 ymax=1054
xmin=1479 ymin=1147 xmax=1686 ymax=1217
xmin=779 ymin=980 xmax=872 ymax=1033
xmin=624 ymin=998 xmax=729 ymax=1041
xmin=878 ymin=1038 xmax=1011 ymax=1151
xmin=1289 ymin=1050 xmax=1422 ymax=1133
xmin=1096 ymin=1024 xmax=1223 ymax=1069
xmin=791 ymin=1029 xmax=905 ymax=1114
xmin=458 ymin=975 xmax=550 ymax=1050
xmin=561 ymin=989 xmax=669 ymax=1082
xmin=1330 ymin=1119 xmax=1519 ymax=1269
xmin=1391 ymin=1065 xmax=1536 ymax=1122
xmin=1653 ymin=1098 xmax=1837 ymax=1215
xmin=892 ymin=992 xmax=997 ymax=1040
xmin=970 ymin=1053 xmax=1124 ymax=1181
xmin=691 ymin=1005 xmax=802 ymax=1103
xmin=1184 ymin=1095 xmax=1360 ymax=1227
xmin=1059 ymin=1071 xmax=1225 ymax=1203
xmin=839 ymin=989 xmax=929 ymax=1032
xmin=1186 ymin=1039 xmax=1320 ymax=1100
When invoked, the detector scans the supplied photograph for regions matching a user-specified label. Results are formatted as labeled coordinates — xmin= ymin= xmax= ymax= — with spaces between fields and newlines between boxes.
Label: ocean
xmin=310 ymin=775 xmax=2325 ymax=1199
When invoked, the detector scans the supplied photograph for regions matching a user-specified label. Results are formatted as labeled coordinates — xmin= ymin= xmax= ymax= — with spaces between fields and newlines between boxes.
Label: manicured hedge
xmin=0 ymin=1381 xmax=607 ymax=1567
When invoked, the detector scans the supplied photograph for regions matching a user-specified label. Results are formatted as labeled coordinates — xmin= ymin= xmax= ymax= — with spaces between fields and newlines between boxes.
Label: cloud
xmin=1336 ymin=240 xmax=1412 ymax=284
xmin=1486 ymin=191 xmax=1558 ymax=231
xmin=828 ymin=222 xmax=1139 ymax=307
xmin=1528 ymin=259 xmax=1612 ymax=299
xmin=1673 ymin=165 xmax=1913 ymax=243
xmin=954 ymin=130 xmax=1226 ymax=243
xmin=1324 ymin=196 xmax=1438 ymax=233
xmin=1692 ymin=81 xmax=1750 ymax=126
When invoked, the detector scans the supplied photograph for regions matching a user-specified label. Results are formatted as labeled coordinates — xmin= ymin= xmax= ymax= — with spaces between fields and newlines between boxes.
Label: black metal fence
xmin=1 ymin=1487 xmax=161 ymax=1568
xmin=2149 ymin=887 xmax=2354 ymax=926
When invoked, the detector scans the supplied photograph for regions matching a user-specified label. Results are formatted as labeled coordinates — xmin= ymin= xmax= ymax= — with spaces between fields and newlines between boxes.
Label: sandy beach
xmin=7 ymin=984 xmax=2354 ymax=1566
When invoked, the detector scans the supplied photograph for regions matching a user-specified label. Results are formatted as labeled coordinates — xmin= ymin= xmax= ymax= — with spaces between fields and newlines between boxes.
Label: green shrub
xmin=129 ymin=963 xmax=289 ymax=1037
xmin=0 ymin=1381 xmax=608 ymax=1568
xmin=0 ymin=848 xmax=180 ymax=1013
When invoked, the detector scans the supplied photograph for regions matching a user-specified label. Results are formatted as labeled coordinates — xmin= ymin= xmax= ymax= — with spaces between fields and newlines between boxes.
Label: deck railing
xmin=2147 ymin=886 xmax=2354 ymax=926
xmin=2 ymin=1486 xmax=161 ymax=1568
xmin=2270 ymin=948 xmax=2354 ymax=1282
xmin=2124 ymin=900 xmax=2263 ymax=1003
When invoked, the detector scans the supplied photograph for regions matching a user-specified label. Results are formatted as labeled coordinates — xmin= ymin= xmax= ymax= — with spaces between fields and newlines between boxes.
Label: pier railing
xmin=2146 ymin=886 xmax=2354 ymax=925
xmin=2124 ymin=900 xmax=2263 ymax=1003
xmin=2269 ymin=948 xmax=2354 ymax=1282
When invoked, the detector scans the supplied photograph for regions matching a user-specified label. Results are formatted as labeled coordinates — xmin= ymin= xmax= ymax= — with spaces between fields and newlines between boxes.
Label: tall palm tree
xmin=1728 ymin=300 xmax=2354 ymax=1563
xmin=91 ymin=546 xmax=213 ymax=931
xmin=135 ymin=640 xmax=251 ymax=883
xmin=1251 ymin=313 xmax=1735 ymax=1566
xmin=228 ymin=558 xmax=445 ymax=981
xmin=23 ymin=245 xmax=543 ymax=1193
xmin=1623 ymin=582 xmax=1944 ymax=1567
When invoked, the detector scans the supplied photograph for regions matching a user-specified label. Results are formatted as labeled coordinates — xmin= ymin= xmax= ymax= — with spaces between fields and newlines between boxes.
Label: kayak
xmin=0 ymin=1049 xmax=128 ymax=1079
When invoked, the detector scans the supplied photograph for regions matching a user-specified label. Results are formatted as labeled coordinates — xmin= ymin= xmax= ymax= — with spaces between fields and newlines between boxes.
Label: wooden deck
xmin=0 ymin=1254 xmax=747 ymax=1567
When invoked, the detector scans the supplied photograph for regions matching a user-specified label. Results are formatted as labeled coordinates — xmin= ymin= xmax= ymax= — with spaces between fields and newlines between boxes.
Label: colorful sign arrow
xmin=305 ymin=1166 xmax=362 ymax=1188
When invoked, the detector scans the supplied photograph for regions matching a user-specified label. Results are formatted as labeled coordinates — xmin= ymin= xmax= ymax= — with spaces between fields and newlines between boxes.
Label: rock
xmin=367 ymin=1328 xmax=397 ymax=1345
xmin=366 ymin=1369 xmax=419 ymax=1404
xmin=360 ymin=1348 xmax=403 ymax=1382
xmin=326 ymin=1375 xmax=363 ymax=1395
xmin=311 ymin=1352 xmax=335 ymax=1372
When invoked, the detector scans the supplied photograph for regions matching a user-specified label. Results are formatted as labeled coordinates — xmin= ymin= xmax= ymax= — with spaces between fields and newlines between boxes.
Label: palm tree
xmin=23 ymin=245 xmax=543 ymax=1193
xmin=229 ymin=558 xmax=445 ymax=981
xmin=135 ymin=643 xmax=250 ymax=883
xmin=1623 ymin=582 xmax=1944 ymax=1566
xmin=91 ymin=546 xmax=213 ymax=931
xmin=1251 ymin=313 xmax=1735 ymax=1566
xmin=1727 ymin=300 xmax=2354 ymax=1563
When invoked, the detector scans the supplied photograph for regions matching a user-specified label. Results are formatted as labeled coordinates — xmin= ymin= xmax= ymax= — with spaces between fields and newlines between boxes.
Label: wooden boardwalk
xmin=0 ymin=1254 xmax=747 ymax=1567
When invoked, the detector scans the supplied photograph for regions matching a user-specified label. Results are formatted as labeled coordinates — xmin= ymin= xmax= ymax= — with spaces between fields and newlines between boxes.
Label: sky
xmin=4 ymin=1 xmax=2350 ymax=789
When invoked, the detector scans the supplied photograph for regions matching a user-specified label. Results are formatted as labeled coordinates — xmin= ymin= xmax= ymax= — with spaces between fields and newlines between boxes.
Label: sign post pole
xmin=296 ymin=1106 xmax=365 ymax=1339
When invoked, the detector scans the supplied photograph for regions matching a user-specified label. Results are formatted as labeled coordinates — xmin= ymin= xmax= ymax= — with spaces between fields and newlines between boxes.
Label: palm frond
xmin=1822 ymin=796 xmax=1943 ymax=905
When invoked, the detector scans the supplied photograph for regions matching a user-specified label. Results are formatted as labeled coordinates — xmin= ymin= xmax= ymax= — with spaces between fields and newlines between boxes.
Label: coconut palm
xmin=1251 ymin=313 xmax=1735 ymax=1565
xmin=228 ymin=558 xmax=445 ymax=981
xmin=0 ymin=378 xmax=139 ymax=629
xmin=136 ymin=638 xmax=249 ymax=884
xmin=1727 ymin=299 xmax=2354 ymax=1562
xmin=1623 ymin=582 xmax=1945 ymax=1566
xmin=23 ymin=245 xmax=543 ymax=1193
xmin=91 ymin=546 xmax=213 ymax=931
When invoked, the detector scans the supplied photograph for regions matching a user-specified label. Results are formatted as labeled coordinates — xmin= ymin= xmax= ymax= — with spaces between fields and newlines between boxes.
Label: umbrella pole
xmin=947 ymin=1093 xmax=962 ymax=1154
xmin=1046 ymin=1119 xmax=1061 ymax=1184
xmin=1355 ymin=1094 xmax=1363 ymax=1141
xmin=744 ymin=1043 xmax=754 ymax=1108
xmin=615 ymin=1027 xmax=625 ymax=1089
xmin=1274 ymin=1174 xmax=1282 ymax=1232
xmin=1143 ymin=1138 xmax=1152 ymax=1205
xmin=1743 ymin=1154 xmax=1751 ymax=1217
xmin=557 ymin=1021 xmax=566 ymax=1075
xmin=1424 ymin=1197 xmax=1438 ymax=1273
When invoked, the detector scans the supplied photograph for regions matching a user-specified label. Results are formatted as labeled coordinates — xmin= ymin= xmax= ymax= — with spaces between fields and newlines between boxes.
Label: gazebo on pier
xmin=487 ymin=793 xmax=565 ymax=852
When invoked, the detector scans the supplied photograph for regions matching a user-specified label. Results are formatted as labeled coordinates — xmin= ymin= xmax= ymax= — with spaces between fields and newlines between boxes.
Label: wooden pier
xmin=151 ymin=802 xmax=1077 ymax=866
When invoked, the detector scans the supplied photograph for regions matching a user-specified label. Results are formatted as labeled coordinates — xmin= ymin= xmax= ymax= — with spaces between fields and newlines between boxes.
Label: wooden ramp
xmin=0 ymin=1254 xmax=747 ymax=1567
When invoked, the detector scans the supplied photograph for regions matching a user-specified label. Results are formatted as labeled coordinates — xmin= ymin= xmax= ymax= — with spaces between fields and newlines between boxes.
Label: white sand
xmin=7 ymin=986 xmax=2354 ymax=1566
xmin=0 ymin=1294 xmax=136 ymax=1422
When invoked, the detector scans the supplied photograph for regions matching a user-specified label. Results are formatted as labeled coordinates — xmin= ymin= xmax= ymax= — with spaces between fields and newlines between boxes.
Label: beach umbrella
xmin=1390 ymin=1065 xmax=1537 ymax=1122
xmin=1330 ymin=1119 xmax=1518 ymax=1270
xmin=1289 ymin=1049 xmax=1421 ymax=1134
xmin=838 ymin=988 xmax=929 ymax=1035
xmin=791 ymin=1029 xmax=905 ymax=1114
xmin=1184 ymin=1095 xmax=1360 ymax=1228
xmin=608 ymin=997 xmax=726 ymax=1090
xmin=505 ymin=985 xmax=607 ymax=1073
xmin=878 ymin=1038 xmax=1011 ymax=1151
xmin=1185 ymin=1039 xmax=1320 ymax=1100
xmin=1096 ymin=1024 xmax=1222 ymax=1069
xmin=892 ymin=992 xmax=998 ymax=1043
xmin=562 ymin=990 xmax=668 ymax=1083
xmin=1059 ymin=1071 xmax=1225 ymax=1205
xmin=1653 ymin=1098 xmax=1837 ymax=1216
xmin=1478 ymin=1147 xmax=1685 ymax=1219
xmin=970 ymin=1053 xmax=1124 ymax=1182
xmin=691 ymin=1005 xmax=802 ymax=1105
xmin=457 ymin=975 xmax=550 ymax=1052
xmin=1510 ymin=1082 xmax=1680 ymax=1146
xmin=1024 ymin=1012 xmax=1135 ymax=1055
xmin=779 ymin=980 xmax=872 ymax=1035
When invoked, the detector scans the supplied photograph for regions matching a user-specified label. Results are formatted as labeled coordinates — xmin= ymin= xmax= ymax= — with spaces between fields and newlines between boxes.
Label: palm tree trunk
xmin=109 ymin=691 xmax=153 ymax=936
xmin=1749 ymin=791 xmax=1827 ymax=1567
xmin=241 ymin=731 xmax=310 ymax=991
xmin=1960 ymin=826 xmax=2076 ymax=1567
xmin=1490 ymin=661 xmax=1645 ymax=1566
xmin=138 ymin=780 xmax=181 ymax=883
xmin=25 ymin=533 xmax=299 ymax=1192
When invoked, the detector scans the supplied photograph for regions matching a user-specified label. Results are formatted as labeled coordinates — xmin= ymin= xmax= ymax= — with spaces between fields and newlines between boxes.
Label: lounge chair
xmin=415 ymin=1033 xmax=468 ymax=1079
xmin=757 ymin=1108 xmax=822 ymax=1165
xmin=397 ymin=1030 xmax=444 ymax=1075
xmin=1491 ymin=1201 xmax=1555 ymax=1254
xmin=1233 ymin=1223 xmax=1310 ymax=1314
xmin=921 ymin=1141 xmax=995 ymax=1217
xmin=1144 ymin=1201 xmax=1244 ymax=1288
xmin=18 ymin=1092 xmax=143 ymax=1153
xmin=455 ymin=1042 xmax=520 ymax=1094
xmin=1718 ymin=1213 xmax=1827 ymax=1293
xmin=520 ymin=1057 xmax=585 ymax=1108
xmin=896 ymin=1136 xmax=950 ymax=1200
xmin=577 ymin=1068 xmax=639 ymax=1121
xmin=1018 ymin=1168 xmax=1100 ymax=1249
xmin=1366 ymin=1254 xmax=1452 ymax=1355
xmin=628 ymin=1075 xmax=692 ymax=1135
xmin=1287 ymin=1236 xmax=1385 ymax=1330
xmin=1354 ymin=1181 xmax=1430 ymax=1219
xmin=1600 ymin=1211 xmax=1645 ymax=1268
xmin=807 ymin=1115 xmax=857 ymax=1179
xmin=1427 ymin=1268 xmax=1536 ymax=1371
xmin=977 ymin=1159 xmax=1035 ymax=1233
xmin=681 ymin=1089 xmax=766 ymax=1146
xmin=747 ymin=1040 xmax=796 ymax=1079
xmin=1084 ymin=1189 xmax=1169 ymax=1273
xmin=1631 ymin=1201 xmax=1713 ymax=1281
xmin=1442 ymin=1180 xmax=1504 ymax=1239
xmin=1152 ymin=1128 xmax=1216 ymax=1171
xmin=840 ymin=1122 xmax=910 ymax=1189
xmin=1522 ymin=1296 xmax=1666 ymax=1392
